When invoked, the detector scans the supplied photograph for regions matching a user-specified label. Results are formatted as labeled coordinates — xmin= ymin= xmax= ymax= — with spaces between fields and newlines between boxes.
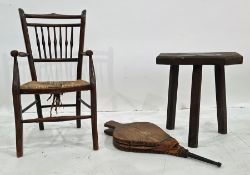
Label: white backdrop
xmin=0 ymin=0 xmax=249 ymax=113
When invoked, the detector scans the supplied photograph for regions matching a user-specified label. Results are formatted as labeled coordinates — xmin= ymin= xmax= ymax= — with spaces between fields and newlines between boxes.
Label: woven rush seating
xmin=20 ymin=80 xmax=90 ymax=94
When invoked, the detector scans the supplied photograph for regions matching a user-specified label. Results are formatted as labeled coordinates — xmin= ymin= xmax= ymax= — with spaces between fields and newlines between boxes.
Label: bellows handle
xmin=187 ymin=152 xmax=222 ymax=167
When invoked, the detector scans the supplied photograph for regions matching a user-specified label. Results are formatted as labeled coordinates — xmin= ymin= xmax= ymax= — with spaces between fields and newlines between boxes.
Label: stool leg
xmin=166 ymin=65 xmax=179 ymax=130
xmin=215 ymin=65 xmax=227 ymax=134
xmin=188 ymin=65 xmax=202 ymax=148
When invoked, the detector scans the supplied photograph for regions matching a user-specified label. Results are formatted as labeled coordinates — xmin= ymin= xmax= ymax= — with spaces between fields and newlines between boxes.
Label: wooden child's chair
xmin=10 ymin=8 xmax=98 ymax=157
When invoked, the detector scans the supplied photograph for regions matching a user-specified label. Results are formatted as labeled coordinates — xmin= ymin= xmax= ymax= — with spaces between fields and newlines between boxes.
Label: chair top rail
xmin=27 ymin=23 xmax=81 ymax=27
xmin=33 ymin=58 xmax=78 ymax=62
xmin=25 ymin=13 xmax=83 ymax=19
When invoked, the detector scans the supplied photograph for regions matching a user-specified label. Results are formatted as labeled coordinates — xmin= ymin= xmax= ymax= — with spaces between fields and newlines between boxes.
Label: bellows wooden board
xmin=104 ymin=121 xmax=221 ymax=167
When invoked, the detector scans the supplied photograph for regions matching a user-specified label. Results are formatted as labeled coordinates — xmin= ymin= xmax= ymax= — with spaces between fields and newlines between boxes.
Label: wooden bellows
xmin=104 ymin=121 xmax=187 ymax=156
xmin=104 ymin=121 xmax=222 ymax=167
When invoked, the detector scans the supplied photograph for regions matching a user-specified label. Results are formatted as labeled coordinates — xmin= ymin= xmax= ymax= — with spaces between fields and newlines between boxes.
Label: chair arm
xmin=80 ymin=50 xmax=93 ymax=57
xmin=10 ymin=50 xmax=29 ymax=91
xmin=10 ymin=50 xmax=29 ymax=58
xmin=80 ymin=50 xmax=96 ymax=85
xmin=11 ymin=51 xmax=22 ymax=94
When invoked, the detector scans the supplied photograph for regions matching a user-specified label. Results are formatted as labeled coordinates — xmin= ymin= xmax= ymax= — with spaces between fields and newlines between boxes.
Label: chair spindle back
xmin=18 ymin=8 xmax=86 ymax=80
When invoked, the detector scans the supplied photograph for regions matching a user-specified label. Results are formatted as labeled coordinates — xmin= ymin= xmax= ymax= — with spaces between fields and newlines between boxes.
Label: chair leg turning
xmin=76 ymin=91 xmax=81 ymax=128
xmin=35 ymin=94 xmax=44 ymax=130
xmin=13 ymin=94 xmax=23 ymax=157
xmin=91 ymin=87 xmax=99 ymax=150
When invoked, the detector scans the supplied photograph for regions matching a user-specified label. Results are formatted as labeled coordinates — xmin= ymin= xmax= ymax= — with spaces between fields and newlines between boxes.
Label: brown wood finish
xmin=47 ymin=27 xmax=52 ymax=59
xmin=41 ymin=104 xmax=76 ymax=108
xmin=40 ymin=27 xmax=47 ymax=58
xmin=188 ymin=65 xmax=202 ymax=148
xmin=25 ymin=13 xmax=82 ymax=19
xmin=12 ymin=54 xmax=23 ymax=157
xmin=156 ymin=52 xmax=243 ymax=65
xmin=34 ymin=27 xmax=42 ymax=58
xmin=21 ymin=100 xmax=37 ymax=113
xmin=70 ymin=27 xmax=74 ymax=58
xmin=91 ymin=85 xmax=98 ymax=150
xmin=53 ymin=27 xmax=57 ymax=58
xmin=11 ymin=9 xmax=98 ymax=157
xmin=104 ymin=121 xmax=187 ymax=155
xmin=19 ymin=8 xmax=37 ymax=81
xmin=156 ymin=52 xmax=243 ymax=148
xmin=59 ymin=27 xmax=62 ymax=58
xmin=35 ymin=94 xmax=44 ymax=130
xmin=76 ymin=91 xmax=81 ymax=128
xmin=166 ymin=65 xmax=179 ymax=130
xmin=22 ymin=115 xmax=91 ymax=123
xmin=27 ymin=23 xmax=81 ymax=27
xmin=65 ymin=27 xmax=68 ymax=58
xmin=215 ymin=65 xmax=227 ymax=134
xmin=79 ymin=98 xmax=91 ymax=109
xmin=104 ymin=121 xmax=222 ymax=167
xmin=33 ymin=58 xmax=78 ymax=62
xmin=75 ymin=10 xmax=86 ymax=128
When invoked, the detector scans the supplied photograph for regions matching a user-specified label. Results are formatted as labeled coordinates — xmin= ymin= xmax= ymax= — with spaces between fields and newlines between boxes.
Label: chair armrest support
xmin=11 ymin=52 xmax=21 ymax=94
xmin=10 ymin=50 xmax=28 ymax=94
xmin=80 ymin=50 xmax=96 ymax=85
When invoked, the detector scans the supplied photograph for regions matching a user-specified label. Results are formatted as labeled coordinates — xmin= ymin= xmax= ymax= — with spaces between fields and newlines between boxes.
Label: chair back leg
xmin=35 ymin=94 xmax=44 ymax=130
xmin=76 ymin=91 xmax=81 ymax=128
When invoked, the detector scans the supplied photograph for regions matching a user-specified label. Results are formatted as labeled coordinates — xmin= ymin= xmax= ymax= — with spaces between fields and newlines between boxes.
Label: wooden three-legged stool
xmin=156 ymin=52 xmax=243 ymax=148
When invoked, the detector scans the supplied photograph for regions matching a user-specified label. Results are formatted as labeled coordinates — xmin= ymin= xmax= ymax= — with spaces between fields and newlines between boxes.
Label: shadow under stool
xmin=156 ymin=52 xmax=243 ymax=148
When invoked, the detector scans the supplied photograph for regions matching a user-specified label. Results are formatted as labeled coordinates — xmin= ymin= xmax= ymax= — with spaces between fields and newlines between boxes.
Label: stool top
xmin=156 ymin=52 xmax=243 ymax=65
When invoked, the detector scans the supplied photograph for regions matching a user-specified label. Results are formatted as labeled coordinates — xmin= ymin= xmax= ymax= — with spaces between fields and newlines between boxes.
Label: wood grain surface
xmin=156 ymin=52 xmax=243 ymax=65
xmin=104 ymin=121 xmax=188 ymax=157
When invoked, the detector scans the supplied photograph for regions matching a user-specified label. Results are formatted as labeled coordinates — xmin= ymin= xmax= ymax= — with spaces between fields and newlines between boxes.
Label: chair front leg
xmin=11 ymin=52 xmax=23 ymax=157
xmin=35 ymin=94 xmax=44 ymax=130
xmin=13 ymin=93 xmax=23 ymax=157
xmin=76 ymin=91 xmax=81 ymax=128
xmin=91 ymin=86 xmax=98 ymax=150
